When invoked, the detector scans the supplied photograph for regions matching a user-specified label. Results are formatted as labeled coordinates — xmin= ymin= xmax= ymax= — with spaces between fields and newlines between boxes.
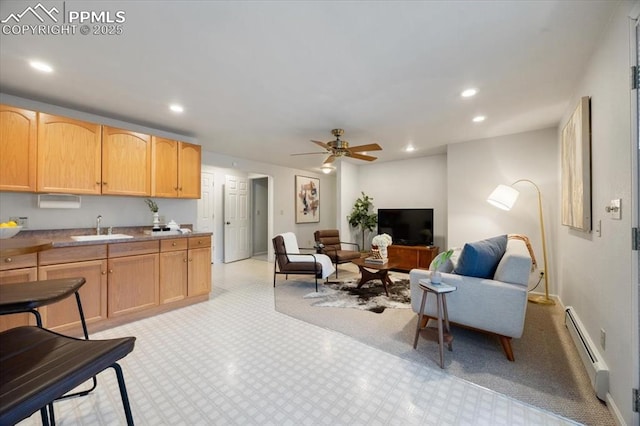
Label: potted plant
xmin=430 ymin=249 xmax=453 ymax=284
xmin=347 ymin=192 xmax=377 ymax=251
xmin=145 ymin=199 xmax=160 ymax=228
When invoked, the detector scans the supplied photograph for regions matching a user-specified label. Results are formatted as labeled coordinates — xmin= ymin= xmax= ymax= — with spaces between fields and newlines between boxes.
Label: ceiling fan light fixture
xmin=321 ymin=164 xmax=335 ymax=174
xmin=461 ymin=88 xmax=477 ymax=98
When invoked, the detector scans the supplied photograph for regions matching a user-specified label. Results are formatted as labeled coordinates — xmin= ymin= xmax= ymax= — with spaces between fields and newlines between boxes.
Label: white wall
xmin=356 ymin=155 xmax=448 ymax=250
xmin=337 ymin=161 xmax=363 ymax=247
xmin=447 ymin=128 xmax=558 ymax=289
xmin=199 ymin=150 xmax=337 ymax=263
xmin=557 ymin=2 xmax=637 ymax=424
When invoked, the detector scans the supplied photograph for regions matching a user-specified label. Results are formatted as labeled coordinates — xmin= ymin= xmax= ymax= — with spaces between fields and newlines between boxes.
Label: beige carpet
xmin=274 ymin=268 xmax=615 ymax=426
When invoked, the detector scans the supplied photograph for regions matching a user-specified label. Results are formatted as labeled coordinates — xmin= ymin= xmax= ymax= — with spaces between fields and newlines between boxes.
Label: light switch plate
xmin=609 ymin=199 xmax=621 ymax=220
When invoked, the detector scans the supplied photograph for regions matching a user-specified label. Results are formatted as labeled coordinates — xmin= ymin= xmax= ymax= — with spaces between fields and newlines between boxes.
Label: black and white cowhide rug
xmin=303 ymin=278 xmax=411 ymax=313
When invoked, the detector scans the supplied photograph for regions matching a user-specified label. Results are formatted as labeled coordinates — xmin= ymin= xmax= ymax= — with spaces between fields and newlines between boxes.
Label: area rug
xmin=302 ymin=278 xmax=410 ymax=313
xmin=274 ymin=268 xmax=615 ymax=426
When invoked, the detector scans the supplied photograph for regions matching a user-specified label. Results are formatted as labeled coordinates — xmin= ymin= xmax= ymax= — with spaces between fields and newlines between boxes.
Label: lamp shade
xmin=487 ymin=184 xmax=519 ymax=211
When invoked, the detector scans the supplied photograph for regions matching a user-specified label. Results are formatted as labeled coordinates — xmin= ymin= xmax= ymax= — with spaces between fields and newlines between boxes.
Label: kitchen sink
xmin=71 ymin=234 xmax=134 ymax=242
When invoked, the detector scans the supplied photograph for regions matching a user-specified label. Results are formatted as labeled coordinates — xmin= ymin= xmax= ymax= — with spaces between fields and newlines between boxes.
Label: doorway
xmin=251 ymin=176 xmax=269 ymax=261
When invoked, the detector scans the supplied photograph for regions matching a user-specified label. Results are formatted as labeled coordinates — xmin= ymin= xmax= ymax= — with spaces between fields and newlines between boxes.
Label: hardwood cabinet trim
xmin=39 ymin=245 xmax=107 ymax=265
xmin=108 ymin=240 xmax=159 ymax=257
xmin=160 ymin=238 xmax=188 ymax=252
xmin=0 ymin=253 xmax=37 ymax=271
xmin=188 ymin=236 xmax=211 ymax=249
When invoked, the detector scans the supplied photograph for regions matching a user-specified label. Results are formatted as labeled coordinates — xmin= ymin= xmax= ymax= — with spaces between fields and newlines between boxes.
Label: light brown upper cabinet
xmin=151 ymin=137 xmax=201 ymax=198
xmin=102 ymin=126 xmax=152 ymax=196
xmin=0 ymin=105 xmax=37 ymax=192
xmin=37 ymin=113 xmax=102 ymax=194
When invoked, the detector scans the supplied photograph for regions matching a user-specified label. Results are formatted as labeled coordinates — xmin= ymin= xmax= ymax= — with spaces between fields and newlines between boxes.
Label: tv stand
xmin=387 ymin=245 xmax=439 ymax=272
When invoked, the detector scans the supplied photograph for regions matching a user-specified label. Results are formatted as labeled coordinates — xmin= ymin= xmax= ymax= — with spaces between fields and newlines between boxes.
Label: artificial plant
xmin=347 ymin=192 xmax=377 ymax=251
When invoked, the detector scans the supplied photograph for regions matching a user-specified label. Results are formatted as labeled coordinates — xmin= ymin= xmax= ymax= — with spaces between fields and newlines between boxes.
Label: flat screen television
xmin=377 ymin=208 xmax=434 ymax=246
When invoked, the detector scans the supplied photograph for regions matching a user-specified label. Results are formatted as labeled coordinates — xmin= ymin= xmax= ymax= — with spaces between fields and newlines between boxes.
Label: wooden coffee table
xmin=351 ymin=257 xmax=398 ymax=297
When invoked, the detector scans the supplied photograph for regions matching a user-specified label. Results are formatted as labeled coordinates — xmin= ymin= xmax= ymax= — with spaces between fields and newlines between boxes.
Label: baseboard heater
xmin=564 ymin=306 xmax=609 ymax=401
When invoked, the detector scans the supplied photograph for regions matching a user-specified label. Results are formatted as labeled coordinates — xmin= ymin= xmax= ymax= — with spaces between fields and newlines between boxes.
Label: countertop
xmin=6 ymin=226 xmax=212 ymax=248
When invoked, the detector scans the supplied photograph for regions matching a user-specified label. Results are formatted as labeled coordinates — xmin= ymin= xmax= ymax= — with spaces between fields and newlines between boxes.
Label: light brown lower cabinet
xmin=38 ymin=259 xmax=108 ymax=333
xmin=188 ymin=236 xmax=212 ymax=296
xmin=160 ymin=238 xmax=188 ymax=304
xmin=108 ymin=252 xmax=159 ymax=317
xmin=1 ymin=235 xmax=210 ymax=333
xmin=0 ymin=253 xmax=38 ymax=331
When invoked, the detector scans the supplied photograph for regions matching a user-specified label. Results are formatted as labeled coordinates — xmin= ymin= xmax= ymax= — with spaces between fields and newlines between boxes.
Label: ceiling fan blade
xmin=349 ymin=152 xmax=377 ymax=161
xmin=348 ymin=143 xmax=382 ymax=152
xmin=324 ymin=155 xmax=336 ymax=164
xmin=291 ymin=152 xmax=327 ymax=156
xmin=311 ymin=140 xmax=331 ymax=149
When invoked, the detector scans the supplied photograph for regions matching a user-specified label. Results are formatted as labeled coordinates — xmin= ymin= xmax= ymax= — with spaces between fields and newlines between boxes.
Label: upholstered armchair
xmin=272 ymin=232 xmax=335 ymax=291
xmin=313 ymin=229 xmax=361 ymax=277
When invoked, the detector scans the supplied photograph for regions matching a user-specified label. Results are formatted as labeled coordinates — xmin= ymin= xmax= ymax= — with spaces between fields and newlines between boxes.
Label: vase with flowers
xmin=371 ymin=233 xmax=392 ymax=259
xmin=145 ymin=199 xmax=160 ymax=229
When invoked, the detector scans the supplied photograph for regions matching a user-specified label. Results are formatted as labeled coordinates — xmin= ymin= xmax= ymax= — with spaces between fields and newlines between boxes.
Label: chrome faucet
xmin=96 ymin=215 xmax=102 ymax=235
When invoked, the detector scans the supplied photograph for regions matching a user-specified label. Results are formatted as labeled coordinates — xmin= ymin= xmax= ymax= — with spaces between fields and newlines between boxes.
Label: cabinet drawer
xmin=0 ymin=253 xmax=37 ymax=271
xmin=109 ymin=240 xmax=159 ymax=257
xmin=39 ymin=245 xmax=107 ymax=265
xmin=188 ymin=236 xmax=211 ymax=249
xmin=160 ymin=238 xmax=188 ymax=252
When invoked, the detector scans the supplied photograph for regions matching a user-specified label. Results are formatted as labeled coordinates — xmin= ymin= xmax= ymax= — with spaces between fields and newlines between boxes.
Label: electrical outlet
xmin=600 ymin=328 xmax=606 ymax=350
xmin=9 ymin=216 xmax=28 ymax=228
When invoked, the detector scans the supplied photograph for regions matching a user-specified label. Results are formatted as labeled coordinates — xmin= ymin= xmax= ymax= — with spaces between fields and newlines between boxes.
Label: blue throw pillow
xmin=453 ymin=235 xmax=508 ymax=279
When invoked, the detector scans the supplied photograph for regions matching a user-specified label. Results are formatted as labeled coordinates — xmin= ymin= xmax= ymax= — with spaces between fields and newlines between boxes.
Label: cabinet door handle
xmin=4 ymin=257 xmax=12 ymax=263
xmin=96 ymin=181 xmax=101 ymax=185
xmin=103 ymin=182 xmax=108 ymax=185
xmin=183 ymin=258 xmax=187 ymax=262
xmin=102 ymin=271 xmax=107 ymax=275
xmin=171 ymin=242 xmax=177 ymax=246
xmin=109 ymin=269 xmax=113 ymax=274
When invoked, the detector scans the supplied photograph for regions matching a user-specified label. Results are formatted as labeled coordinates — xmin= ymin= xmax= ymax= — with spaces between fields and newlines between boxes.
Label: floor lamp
xmin=487 ymin=179 xmax=555 ymax=305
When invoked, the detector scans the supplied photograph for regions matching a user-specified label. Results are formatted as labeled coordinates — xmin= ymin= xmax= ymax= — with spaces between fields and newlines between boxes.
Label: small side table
xmin=413 ymin=278 xmax=457 ymax=368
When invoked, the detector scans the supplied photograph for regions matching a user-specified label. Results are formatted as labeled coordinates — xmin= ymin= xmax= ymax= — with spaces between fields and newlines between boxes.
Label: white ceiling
xmin=0 ymin=1 xmax=617 ymax=173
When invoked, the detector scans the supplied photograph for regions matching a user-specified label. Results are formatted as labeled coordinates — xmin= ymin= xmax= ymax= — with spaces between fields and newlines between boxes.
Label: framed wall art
xmin=295 ymin=175 xmax=320 ymax=223
xmin=561 ymin=96 xmax=592 ymax=232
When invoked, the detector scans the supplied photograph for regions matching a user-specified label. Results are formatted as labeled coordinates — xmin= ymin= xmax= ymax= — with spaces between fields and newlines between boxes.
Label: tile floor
xmin=18 ymin=259 xmax=579 ymax=425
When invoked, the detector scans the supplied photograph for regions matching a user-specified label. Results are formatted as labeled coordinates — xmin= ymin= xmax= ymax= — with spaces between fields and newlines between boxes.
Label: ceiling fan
xmin=292 ymin=129 xmax=383 ymax=164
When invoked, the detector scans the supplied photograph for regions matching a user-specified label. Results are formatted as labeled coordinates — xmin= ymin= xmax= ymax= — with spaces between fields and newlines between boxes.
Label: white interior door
xmin=224 ymin=175 xmax=251 ymax=263
xmin=197 ymin=172 xmax=215 ymax=263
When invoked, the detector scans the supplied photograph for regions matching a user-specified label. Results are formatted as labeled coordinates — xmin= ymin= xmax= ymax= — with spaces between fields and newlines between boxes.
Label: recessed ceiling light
xmin=461 ymin=88 xmax=477 ymax=98
xmin=29 ymin=60 xmax=53 ymax=73
xmin=472 ymin=115 xmax=486 ymax=123
xmin=405 ymin=145 xmax=415 ymax=152
xmin=169 ymin=104 xmax=184 ymax=113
